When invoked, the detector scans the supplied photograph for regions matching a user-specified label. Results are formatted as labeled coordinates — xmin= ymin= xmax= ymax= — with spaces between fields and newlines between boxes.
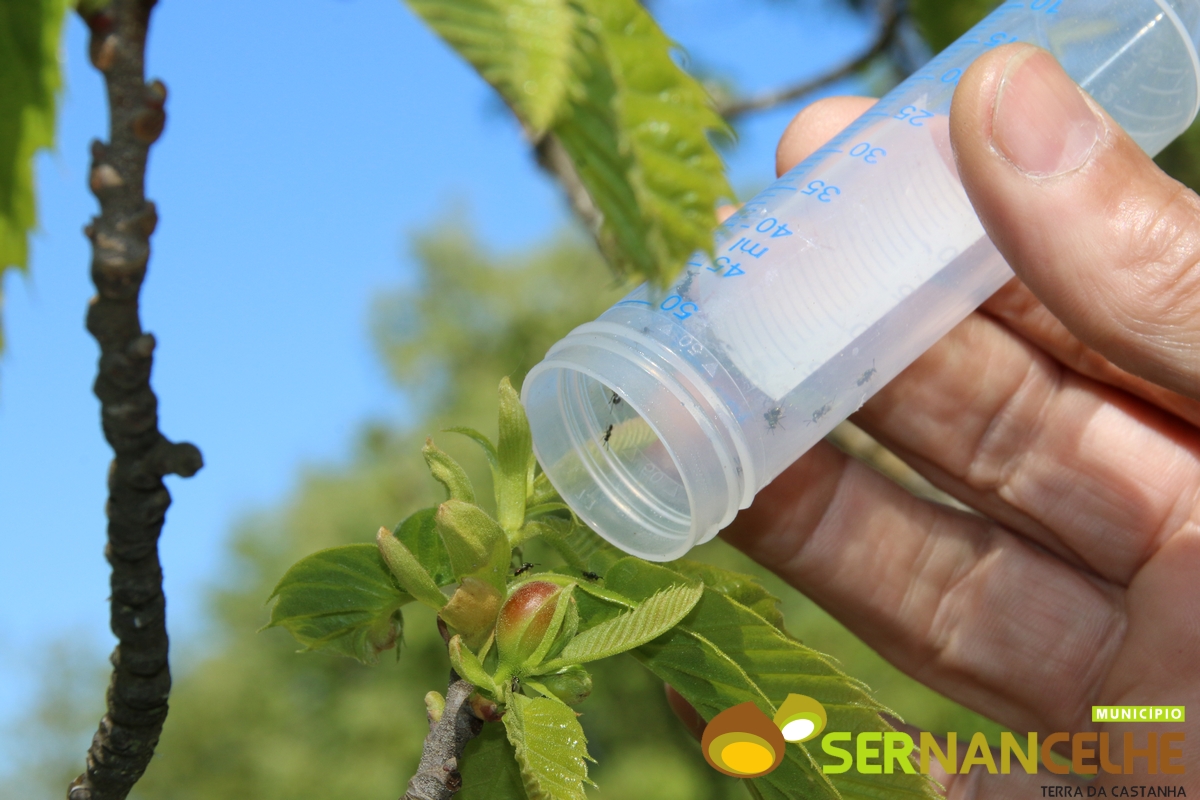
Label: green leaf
xmin=496 ymin=377 xmax=532 ymax=533
xmin=405 ymin=0 xmax=581 ymax=136
xmin=449 ymin=635 xmax=498 ymax=695
xmin=543 ymin=582 xmax=701 ymax=668
xmin=0 ymin=0 xmax=67 ymax=351
xmin=266 ymin=545 xmax=409 ymax=665
xmin=376 ymin=526 xmax=446 ymax=610
xmin=460 ymin=722 xmax=529 ymax=800
xmin=423 ymin=437 xmax=476 ymax=503
xmin=532 ymin=517 xmax=624 ymax=574
xmin=446 ymin=426 xmax=500 ymax=470
xmin=436 ymin=499 xmax=511 ymax=594
xmin=503 ymin=693 xmax=590 ymax=800
xmin=393 ymin=506 xmax=457 ymax=586
xmin=605 ymin=559 xmax=939 ymax=800
xmin=528 ymin=471 xmax=560 ymax=507
xmin=667 ymin=559 xmax=787 ymax=633
xmin=551 ymin=0 xmax=734 ymax=287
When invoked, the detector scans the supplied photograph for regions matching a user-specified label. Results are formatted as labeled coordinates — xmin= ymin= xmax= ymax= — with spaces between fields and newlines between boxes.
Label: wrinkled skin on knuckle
xmin=1112 ymin=183 xmax=1200 ymax=346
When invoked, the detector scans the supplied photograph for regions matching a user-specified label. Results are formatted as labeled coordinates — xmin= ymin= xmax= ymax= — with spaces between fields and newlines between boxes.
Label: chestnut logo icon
xmin=774 ymin=693 xmax=827 ymax=743
xmin=701 ymin=694 xmax=827 ymax=778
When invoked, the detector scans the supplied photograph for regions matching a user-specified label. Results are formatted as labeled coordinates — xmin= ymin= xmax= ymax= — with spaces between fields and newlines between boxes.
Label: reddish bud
xmin=497 ymin=581 xmax=564 ymax=667
xmin=469 ymin=692 xmax=504 ymax=722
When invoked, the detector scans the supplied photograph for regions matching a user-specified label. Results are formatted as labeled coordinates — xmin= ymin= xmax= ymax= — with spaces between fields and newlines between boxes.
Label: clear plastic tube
xmin=522 ymin=0 xmax=1200 ymax=561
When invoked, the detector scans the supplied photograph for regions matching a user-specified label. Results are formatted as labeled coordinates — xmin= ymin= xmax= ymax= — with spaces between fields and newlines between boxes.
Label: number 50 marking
xmin=660 ymin=294 xmax=698 ymax=320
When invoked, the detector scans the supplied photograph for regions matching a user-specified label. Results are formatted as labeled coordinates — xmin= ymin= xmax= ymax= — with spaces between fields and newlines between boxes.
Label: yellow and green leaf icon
xmin=774 ymin=693 xmax=827 ymax=743
xmin=702 ymin=694 xmax=827 ymax=778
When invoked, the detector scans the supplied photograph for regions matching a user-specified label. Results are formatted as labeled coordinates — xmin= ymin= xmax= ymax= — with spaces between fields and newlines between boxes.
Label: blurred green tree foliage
xmin=0 ymin=0 xmax=66 ymax=353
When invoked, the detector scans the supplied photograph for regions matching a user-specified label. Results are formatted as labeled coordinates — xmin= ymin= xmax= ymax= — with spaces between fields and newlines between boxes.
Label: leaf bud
xmin=469 ymin=692 xmax=504 ymax=722
xmin=425 ymin=691 xmax=446 ymax=724
xmin=496 ymin=581 xmax=571 ymax=668
xmin=538 ymin=666 xmax=593 ymax=707
xmin=439 ymin=577 xmax=502 ymax=650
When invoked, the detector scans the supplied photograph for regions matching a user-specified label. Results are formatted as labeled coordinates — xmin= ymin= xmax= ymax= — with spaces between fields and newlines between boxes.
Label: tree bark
xmin=403 ymin=678 xmax=484 ymax=800
xmin=68 ymin=2 xmax=202 ymax=798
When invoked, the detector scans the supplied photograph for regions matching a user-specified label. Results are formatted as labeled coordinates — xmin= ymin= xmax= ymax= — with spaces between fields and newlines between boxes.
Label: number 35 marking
xmin=801 ymin=180 xmax=840 ymax=203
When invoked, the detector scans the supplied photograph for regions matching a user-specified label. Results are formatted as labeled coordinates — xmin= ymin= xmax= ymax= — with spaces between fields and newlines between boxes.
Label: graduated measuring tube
xmin=522 ymin=0 xmax=1200 ymax=561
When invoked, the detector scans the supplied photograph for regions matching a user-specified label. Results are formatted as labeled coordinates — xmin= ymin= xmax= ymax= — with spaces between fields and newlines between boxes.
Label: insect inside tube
xmin=856 ymin=360 xmax=877 ymax=387
xmin=810 ymin=402 xmax=833 ymax=425
xmin=763 ymin=407 xmax=785 ymax=431
xmin=602 ymin=424 xmax=614 ymax=449
xmin=610 ymin=391 xmax=622 ymax=408
xmin=676 ymin=269 xmax=696 ymax=297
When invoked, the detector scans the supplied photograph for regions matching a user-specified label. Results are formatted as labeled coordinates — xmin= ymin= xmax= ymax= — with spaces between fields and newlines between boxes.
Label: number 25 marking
xmin=895 ymin=105 xmax=934 ymax=126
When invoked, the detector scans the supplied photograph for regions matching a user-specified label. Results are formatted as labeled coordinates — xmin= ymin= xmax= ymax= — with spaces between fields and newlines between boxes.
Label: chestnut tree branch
xmin=68 ymin=1 xmax=202 ymax=798
xmin=718 ymin=4 xmax=902 ymax=121
xmin=403 ymin=678 xmax=484 ymax=800
xmin=532 ymin=132 xmax=604 ymax=249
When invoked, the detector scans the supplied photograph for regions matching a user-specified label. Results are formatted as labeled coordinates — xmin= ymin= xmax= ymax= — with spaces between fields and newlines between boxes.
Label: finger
xmin=776 ymin=96 xmax=877 ymax=178
xmin=721 ymin=441 xmax=1124 ymax=736
xmin=854 ymin=307 xmax=1200 ymax=586
xmin=951 ymin=44 xmax=1200 ymax=401
xmin=982 ymin=279 xmax=1200 ymax=429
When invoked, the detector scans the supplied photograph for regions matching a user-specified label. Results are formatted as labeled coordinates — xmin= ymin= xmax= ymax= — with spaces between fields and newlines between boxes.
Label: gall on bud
xmin=496 ymin=580 xmax=575 ymax=670
xmin=538 ymin=666 xmax=593 ymax=707
xmin=439 ymin=577 xmax=502 ymax=651
xmin=469 ymin=692 xmax=504 ymax=722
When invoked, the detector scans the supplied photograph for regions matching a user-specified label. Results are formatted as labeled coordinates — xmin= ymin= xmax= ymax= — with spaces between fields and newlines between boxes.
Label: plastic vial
xmin=522 ymin=0 xmax=1200 ymax=560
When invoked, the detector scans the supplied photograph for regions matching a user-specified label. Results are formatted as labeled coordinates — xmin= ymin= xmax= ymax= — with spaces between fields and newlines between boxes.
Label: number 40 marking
xmin=754 ymin=217 xmax=794 ymax=238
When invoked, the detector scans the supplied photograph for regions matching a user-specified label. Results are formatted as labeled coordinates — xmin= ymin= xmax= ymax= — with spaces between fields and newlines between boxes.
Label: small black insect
xmin=856 ymin=360 xmax=877 ymax=387
xmin=510 ymin=676 xmax=520 ymax=693
xmin=810 ymin=402 xmax=833 ymax=424
xmin=514 ymin=562 xmax=536 ymax=576
xmin=581 ymin=571 xmax=601 ymax=582
xmin=602 ymin=424 xmax=614 ymax=449
xmin=676 ymin=269 xmax=696 ymax=297
xmin=764 ymin=407 xmax=785 ymax=431
xmin=610 ymin=391 xmax=622 ymax=408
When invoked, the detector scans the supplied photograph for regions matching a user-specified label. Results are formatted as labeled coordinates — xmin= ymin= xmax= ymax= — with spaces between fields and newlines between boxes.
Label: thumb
xmin=951 ymin=43 xmax=1200 ymax=398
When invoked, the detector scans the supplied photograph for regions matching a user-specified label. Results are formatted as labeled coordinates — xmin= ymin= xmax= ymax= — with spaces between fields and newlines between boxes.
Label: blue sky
xmin=0 ymin=0 xmax=877 ymax=770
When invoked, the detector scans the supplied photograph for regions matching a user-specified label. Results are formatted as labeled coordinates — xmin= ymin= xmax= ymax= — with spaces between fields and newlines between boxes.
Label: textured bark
xmin=68 ymin=2 xmax=202 ymax=799
xmin=403 ymin=678 xmax=484 ymax=800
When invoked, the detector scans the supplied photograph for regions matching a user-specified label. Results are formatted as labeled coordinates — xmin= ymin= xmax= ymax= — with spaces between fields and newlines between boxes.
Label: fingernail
xmin=992 ymin=49 xmax=1104 ymax=177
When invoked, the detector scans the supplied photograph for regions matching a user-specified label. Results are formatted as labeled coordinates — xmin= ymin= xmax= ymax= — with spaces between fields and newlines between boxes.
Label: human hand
xmin=714 ymin=43 xmax=1200 ymax=797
